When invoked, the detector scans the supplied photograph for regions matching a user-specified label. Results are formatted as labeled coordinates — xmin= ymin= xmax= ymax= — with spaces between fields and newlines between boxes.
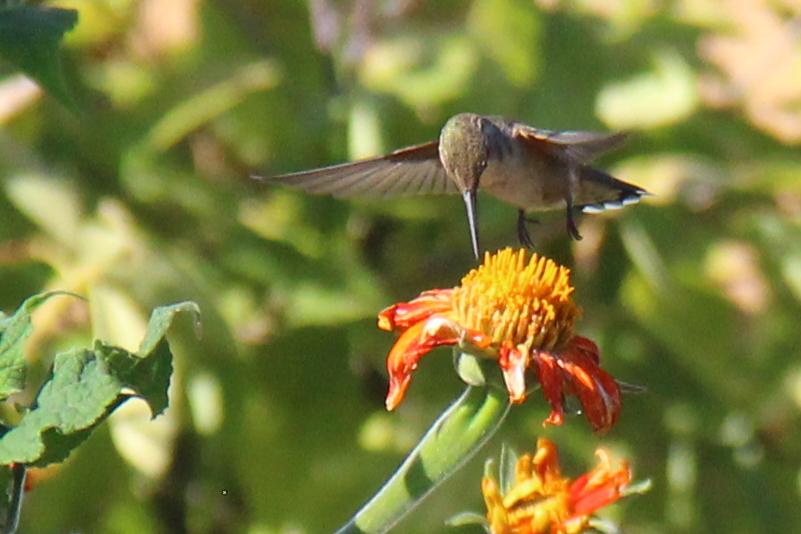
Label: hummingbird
xmin=254 ymin=113 xmax=649 ymax=258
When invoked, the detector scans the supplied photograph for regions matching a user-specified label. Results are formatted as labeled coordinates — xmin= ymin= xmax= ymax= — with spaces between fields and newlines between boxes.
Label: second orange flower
xmin=378 ymin=248 xmax=621 ymax=433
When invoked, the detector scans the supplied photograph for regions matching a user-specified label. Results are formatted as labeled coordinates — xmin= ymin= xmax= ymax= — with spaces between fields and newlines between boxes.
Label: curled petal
xmin=498 ymin=343 xmax=529 ymax=404
xmin=569 ymin=336 xmax=602 ymax=365
xmin=534 ymin=337 xmax=621 ymax=433
xmin=569 ymin=449 xmax=631 ymax=516
xmin=482 ymin=475 xmax=511 ymax=534
xmin=385 ymin=314 xmax=460 ymax=410
xmin=531 ymin=437 xmax=564 ymax=488
xmin=561 ymin=336 xmax=621 ymax=433
xmin=533 ymin=351 xmax=566 ymax=427
xmin=378 ymin=289 xmax=454 ymax=332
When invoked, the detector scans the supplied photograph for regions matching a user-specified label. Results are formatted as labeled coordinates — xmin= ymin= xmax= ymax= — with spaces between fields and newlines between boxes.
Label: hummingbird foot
xmin=516 ymin=209 xmax=539 ymax=249
xmin=565 ymin=208 xmax=583 ymax=241
xmin=564 ymin=197 xmax=583 ymax=241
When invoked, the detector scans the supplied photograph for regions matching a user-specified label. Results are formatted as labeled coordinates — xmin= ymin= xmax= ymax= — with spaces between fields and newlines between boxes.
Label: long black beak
xmin=462 ymin=188 xmax=480 ymax=260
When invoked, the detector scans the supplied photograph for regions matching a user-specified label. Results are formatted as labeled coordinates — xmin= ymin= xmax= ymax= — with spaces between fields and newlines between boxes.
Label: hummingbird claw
xmin=516 ymin=209 xmax=537 ymax=249
xmin=566 ymin=208 xmax=582 ymax=241
xmin=564 ymin=174 xmax=583 ymax=241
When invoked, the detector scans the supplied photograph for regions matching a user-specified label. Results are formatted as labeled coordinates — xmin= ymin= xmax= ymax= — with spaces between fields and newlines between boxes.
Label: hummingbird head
xmin=439 ymin=113 xmax=492 ymax=260
xmin=438 ymin=113 xmax=489 ymax=192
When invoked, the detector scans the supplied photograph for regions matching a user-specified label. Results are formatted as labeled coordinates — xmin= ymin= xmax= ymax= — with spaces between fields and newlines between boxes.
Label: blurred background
xmin=2 ymin=0 xmax=801 ymax=532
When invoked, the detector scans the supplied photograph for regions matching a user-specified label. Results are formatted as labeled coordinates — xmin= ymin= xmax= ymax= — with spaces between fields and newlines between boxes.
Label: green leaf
xmin=623 ymin=478 xmax=653 ymax=497
xmin=0 ymin=5 xmax=78 ymax=108
xmin=134 ymin=301 xmax=200 ymax=415
xmin=358 ymin=32 xmax=478 ymax=110
xmin=0 ymin=292 xmax=76 ymax=400
xmin=453 ymin=351 xmax=488 ymax=387
xmin=4 ymin=172 xmax=83 ymax=248
xmin=498 ymin=443 xmax=518 ymax=496
xmin=467 ymin=0 xmax=541 ymax=87
xmin=138 ymin=60 xmax=281 ymax=154
xmin=137 ymin=301 xmax=201 ymax=358
xmin=596 ymin=49 xmax=698 ymax=129
xmin=0 ymin=301 xmax=199 ymax=467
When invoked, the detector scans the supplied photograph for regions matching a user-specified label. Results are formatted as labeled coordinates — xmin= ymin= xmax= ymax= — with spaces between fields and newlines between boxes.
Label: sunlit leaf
xmin=348 ymin=97 xmax=385 ymax=160
xmin=468 ymin=0 xmax=541 ymax=87
xmin=4 ymin=173 xmax=82 ymax=248
xmin=0 ymin=292 xmax=75 ymax=399
xmin=596 ymin=49 xmax=698 ymax=129
xmin=139 ymin=60 xmax=282 ymax=154
xmin=89 ymin=284 xmax=148 ymax=352
xmin=782 ymin=253 xmax=801 ymax=305
xmin=359 ymin=32 xmax=478 ymax=109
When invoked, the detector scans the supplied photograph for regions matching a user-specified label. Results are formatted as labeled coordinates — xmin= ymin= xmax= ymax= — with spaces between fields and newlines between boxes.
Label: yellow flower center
xmin=452 ymin=248 xmax=579 ymax=353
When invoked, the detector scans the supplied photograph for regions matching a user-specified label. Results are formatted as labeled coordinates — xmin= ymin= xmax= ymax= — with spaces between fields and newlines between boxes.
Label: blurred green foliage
xmin=0 ymin=295 xmax=198 ymax=468
xmin=0 ymin=4 xmax=77 ymax=108
xmin=1 ymin=0 xmax=801 ymax=532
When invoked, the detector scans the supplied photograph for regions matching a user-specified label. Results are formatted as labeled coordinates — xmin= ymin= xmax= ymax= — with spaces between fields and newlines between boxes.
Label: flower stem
xmin=335 ymin=384 xmax=510 ymax=534
xmin=2 ymin=464 xmax=26 ymax=534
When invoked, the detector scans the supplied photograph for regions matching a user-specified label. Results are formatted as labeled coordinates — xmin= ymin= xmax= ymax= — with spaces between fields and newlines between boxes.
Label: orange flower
xmin=378 ymin=248 xmax=620 ymax=433
xmin=482 ymin=438 xmax=631 ymax=534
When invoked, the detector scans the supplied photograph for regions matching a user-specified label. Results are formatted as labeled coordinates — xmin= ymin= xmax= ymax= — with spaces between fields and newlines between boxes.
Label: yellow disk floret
xmin=452 ymin=248 xmax=579 ymax=352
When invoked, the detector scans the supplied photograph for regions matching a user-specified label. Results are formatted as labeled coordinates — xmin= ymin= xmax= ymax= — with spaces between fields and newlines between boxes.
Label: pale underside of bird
xmin=254 ymin=113 xmax=650 ymax=258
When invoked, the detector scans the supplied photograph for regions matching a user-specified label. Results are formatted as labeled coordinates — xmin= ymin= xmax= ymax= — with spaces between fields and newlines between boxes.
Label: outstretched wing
xmin=510 ymin=123 xmax=628 ymax=162
xmin=254 ymin=141 xmax=457 ymax=198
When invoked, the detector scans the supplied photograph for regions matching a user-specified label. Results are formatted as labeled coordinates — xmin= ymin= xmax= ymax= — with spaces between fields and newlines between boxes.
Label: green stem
xmin=2 ymin=464 xmax=25 ymax=534
xmin=335 ymin=385 xmax=510 ymax=534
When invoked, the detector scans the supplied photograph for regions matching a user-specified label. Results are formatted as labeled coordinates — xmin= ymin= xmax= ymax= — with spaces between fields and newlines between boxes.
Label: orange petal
xmin=534 ymin=337 xmax=621 ymax=433
xmin=568 ymin=452 xmax=631 ymax=516
xmin=532 ymin=437 xmax=563 ymax=483
xmin=498 ymin=343 xmax=529 ymax=403
xmin=569 ymin=336 xmax=601 ymax=364
xmin=378 ymin=289 xmax=454 ymax=332
xmin=385 ymin=314 xmax=460 ymax=410
xmin=461 ymin=328 xmax=494 ymax=350
xmin=560 ymin=336 xmax=621 ymax=433
xmin=482 ymin=476 xmax=511 ymax=534
xmin=533 ymin=351 xmax=566 ymax=427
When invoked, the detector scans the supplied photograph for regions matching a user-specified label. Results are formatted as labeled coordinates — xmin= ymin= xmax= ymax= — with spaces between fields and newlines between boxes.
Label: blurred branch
xmin=141 ymin=60 xmax=282 ymax=153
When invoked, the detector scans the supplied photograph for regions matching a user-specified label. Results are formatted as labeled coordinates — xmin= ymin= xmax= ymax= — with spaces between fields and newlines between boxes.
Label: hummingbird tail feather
xmin=577 ymin=167 xmax=650 ymax=214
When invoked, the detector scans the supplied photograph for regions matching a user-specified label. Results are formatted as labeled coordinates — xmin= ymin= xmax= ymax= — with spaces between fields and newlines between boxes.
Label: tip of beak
xmin=461 ymin=190 xmax=481 ymax=260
